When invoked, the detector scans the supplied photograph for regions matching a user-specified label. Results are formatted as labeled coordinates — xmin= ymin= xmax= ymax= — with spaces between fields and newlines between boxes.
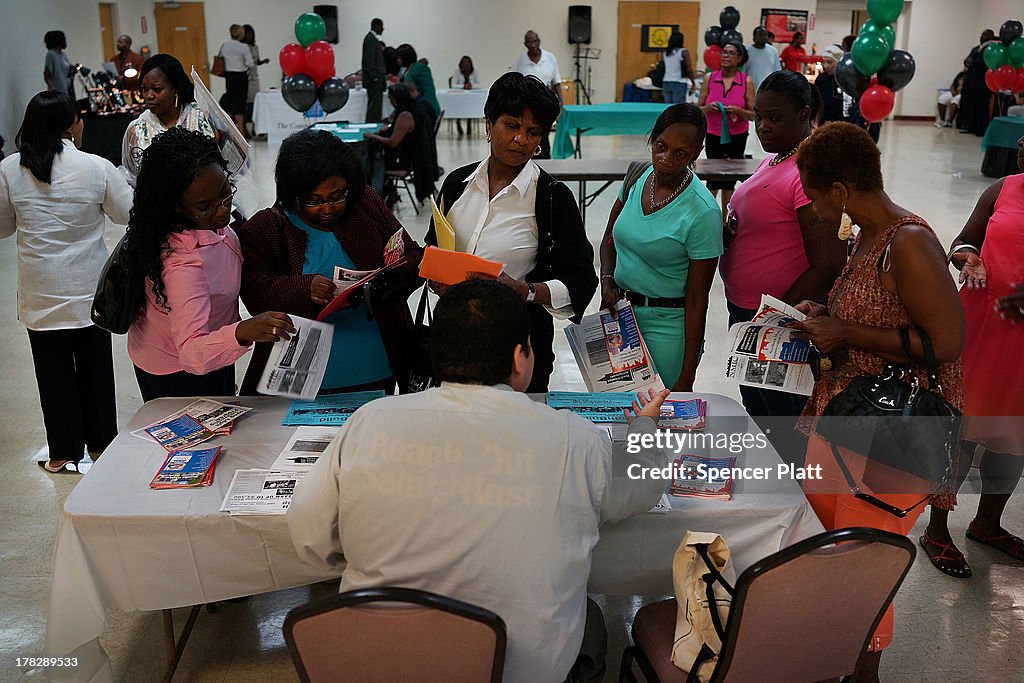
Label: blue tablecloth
xmin=552 ymin=103 xmax=670 ymax=159
xmin=981 ymin=116 xmax=1024 ymax=151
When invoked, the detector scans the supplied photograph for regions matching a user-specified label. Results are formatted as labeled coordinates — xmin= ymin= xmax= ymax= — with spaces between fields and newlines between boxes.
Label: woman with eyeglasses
xmin=124 ymin=128 xmax=294 ymax=401
xmin=697 ymin=40 xmax=754 ymax=216
xmin=237 ymin=128 xmax=424 ymax=395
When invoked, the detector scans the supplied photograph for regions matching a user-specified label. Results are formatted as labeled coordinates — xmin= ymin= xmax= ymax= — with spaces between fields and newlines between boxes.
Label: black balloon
xmin=720 ymin=29 xmax=743 ymax=48
xmin=835 ymin=52 xmax=871 ymax=98
xmin=876 ymin=50 xmax=916 ymax=92
xmin=1000 ymin=20 xmax=1023 ymax=46
xmin=282 ymin=73 xmax=317 ymax=112
xmin=720 ymin=6 xmax=740 ymax=30
xmin=704 ymin=26 xmax=722 ymax=47
xmin=317 ymin=77 xmax=350 ymax=114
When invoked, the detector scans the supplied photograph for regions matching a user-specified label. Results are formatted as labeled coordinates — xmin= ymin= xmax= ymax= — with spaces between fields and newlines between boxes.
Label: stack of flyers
xmin=133 ymin=399 xmax=252 ymax=451
xmin=545 ymin=391 xmax=638 ymax=423
xmin=212 ymin=401 xmax=242 ymax=436
xmin=149 ymin=447 xmax=222 ymax=489
xmin=660 ymin=399 xmax=708 ymax=430
xmin=670 ymin=454 xmax=738 ymax=500
xmin=220 ymin=469 xmax=307 ymax=515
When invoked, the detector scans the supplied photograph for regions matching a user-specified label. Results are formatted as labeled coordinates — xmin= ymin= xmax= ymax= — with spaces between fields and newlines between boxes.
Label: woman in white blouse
xmin=122 ymin=54 xmax=215 ymax=186
xmin=218 ymin=24 xmax=255 ymax=136
xmin=0 ymin=92 xmax=133 ymax=473
xmin=450 ymin=55 xmax=480 ymax=136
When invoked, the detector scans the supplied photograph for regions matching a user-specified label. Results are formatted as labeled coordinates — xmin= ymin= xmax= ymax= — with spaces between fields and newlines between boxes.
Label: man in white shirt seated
xmin=288 ymin=279 xmax=670 ymax=683
xmin=511 ymin=30 xmax=563 ymax=158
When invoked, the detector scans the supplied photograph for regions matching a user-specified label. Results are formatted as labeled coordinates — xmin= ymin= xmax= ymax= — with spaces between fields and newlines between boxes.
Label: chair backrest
xmin=711 ymin=528 xmax=916 ymax=683
xmin=434 ymin=109 xmax=445 ymax=138
xmin=283 ymin=587 xmax=507 ymax=683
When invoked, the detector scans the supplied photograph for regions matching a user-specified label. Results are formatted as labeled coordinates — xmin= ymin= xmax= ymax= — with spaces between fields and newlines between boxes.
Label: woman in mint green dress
xmin=599 ymin=104 xmax=723 ymax=391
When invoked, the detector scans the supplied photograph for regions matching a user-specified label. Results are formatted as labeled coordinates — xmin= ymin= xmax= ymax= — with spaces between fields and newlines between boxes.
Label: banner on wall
xmin=759 ymin=8 xmax=810 ymax=43
xmin=641 ymin=24 xmax=679 ymax=51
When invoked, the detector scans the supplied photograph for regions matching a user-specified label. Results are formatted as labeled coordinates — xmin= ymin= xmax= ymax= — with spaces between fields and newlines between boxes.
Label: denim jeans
xmin=662 ymin=81 xmax=689 ymax=104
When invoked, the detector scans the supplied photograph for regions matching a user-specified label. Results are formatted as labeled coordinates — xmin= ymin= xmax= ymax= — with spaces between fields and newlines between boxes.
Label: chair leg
xmin=618 ymin=645 xmax=641 ymax=683
xmin=401 ymin=179 xmax=419 ymax=215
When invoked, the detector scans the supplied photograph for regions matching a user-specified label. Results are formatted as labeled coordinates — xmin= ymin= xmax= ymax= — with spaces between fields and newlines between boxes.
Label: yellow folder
xmin=430 ymin=196 xmax=456 ymax=251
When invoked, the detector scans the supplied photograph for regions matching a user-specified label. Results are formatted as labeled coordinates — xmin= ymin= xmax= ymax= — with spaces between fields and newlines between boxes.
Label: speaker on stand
xmin=568 ymin=6 xmax=597 ymax=105
xmin=313 ymin=5 xmax=338 ymax=44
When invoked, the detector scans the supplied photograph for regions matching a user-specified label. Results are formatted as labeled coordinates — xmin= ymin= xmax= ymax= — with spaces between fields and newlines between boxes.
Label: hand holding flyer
xmin=723 ymin=294 xmax=815 ymax=396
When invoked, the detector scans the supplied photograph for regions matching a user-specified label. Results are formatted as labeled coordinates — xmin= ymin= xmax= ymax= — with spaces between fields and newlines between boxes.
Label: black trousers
xmin=365 ymin=77 xmax=384 ymax=123
xmin=727 ymin=302 xmax=809 ymax=466
xmin=134 ymin=365 xmax=235 ymax=403
xmin=27 ymin=326 xmax=117 ymax=462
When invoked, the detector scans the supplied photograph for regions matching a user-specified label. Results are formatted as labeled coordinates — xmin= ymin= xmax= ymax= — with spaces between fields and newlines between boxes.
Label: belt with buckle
xmin=625 ymin=292 xmax=686 ymax=308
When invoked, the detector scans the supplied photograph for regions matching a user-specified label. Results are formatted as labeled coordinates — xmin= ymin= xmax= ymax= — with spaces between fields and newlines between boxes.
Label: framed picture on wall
xmin=640 ymin=24 xmax=678 ymax=52
xmin=760 ymin=9 xmax=810 ymax=44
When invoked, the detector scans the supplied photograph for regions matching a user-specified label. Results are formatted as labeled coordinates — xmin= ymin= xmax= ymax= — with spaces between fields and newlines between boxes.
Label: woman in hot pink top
xmin=698 ymin=41 xmax=755 ymax=216
xmin=720 ymin=70 xmax=846 ymax=429
xmin=124 ymin=128 xmax=294 ymax=401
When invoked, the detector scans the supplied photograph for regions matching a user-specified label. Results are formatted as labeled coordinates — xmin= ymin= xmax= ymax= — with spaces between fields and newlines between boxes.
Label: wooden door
xmin=99 ymin=3 xmax=116 ymax=60
xmin=616 ymin=1 xmax=700 ymax=101
xmin=154 ymin=2 xmax=210 ymax=86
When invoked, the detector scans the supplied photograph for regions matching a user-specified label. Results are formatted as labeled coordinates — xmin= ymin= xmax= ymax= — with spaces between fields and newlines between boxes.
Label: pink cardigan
xmin=128 ymin=226 xmax=251 ymax=376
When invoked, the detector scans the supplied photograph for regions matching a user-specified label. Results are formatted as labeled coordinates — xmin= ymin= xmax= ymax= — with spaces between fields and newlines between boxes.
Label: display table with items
xmin=436 ymin=88 xmax=489 ymax=120
xmin=552 ymin=102 xmax=671 ymax=159
xmin=981 ymin=115 xmax=1024 ymax=177
xmin=253 ymin=89 xmax=392 ymax=143
xmin=79 ymin=111 xmax=139 ymax=166
xmin=44 ymin=393 xmax=822 ymax=682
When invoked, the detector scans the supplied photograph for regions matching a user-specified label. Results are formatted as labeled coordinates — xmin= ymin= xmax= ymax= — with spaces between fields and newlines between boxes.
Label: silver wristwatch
xmin=526 ymin=282 xmax=536 ymax=302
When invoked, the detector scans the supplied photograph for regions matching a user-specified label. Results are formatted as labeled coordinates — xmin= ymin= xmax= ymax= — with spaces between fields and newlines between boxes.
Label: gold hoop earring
xmin=838 ymin=205 xmax=854 ymax=240
xmin=174 ymin=93 xmax=180 ymax=110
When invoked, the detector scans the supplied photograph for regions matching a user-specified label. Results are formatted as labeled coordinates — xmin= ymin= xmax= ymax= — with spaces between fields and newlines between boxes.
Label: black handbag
xmin=648 ymin=60 xmax=666 ymax=88
xmin=814 ymin=328 xmax=961 ymax=516
xmin=400 ymin=283 xmax=440 ymax=394
xmin=91 ymin=234 xmax=143 ymax=334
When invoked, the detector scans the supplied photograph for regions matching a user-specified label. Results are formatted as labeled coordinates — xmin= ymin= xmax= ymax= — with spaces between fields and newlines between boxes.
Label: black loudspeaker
xmin=568 ymin=5 xmax=592 ymax=44
xmin=314 ymin=5 xmax=338 ymax=44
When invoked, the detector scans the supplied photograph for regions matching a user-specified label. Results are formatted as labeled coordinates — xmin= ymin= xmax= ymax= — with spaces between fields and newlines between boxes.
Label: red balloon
xmin=1014 ymin=67 xmax=1024 ymax=94
xmin=985 ymin=69 xmax=1001 ymax=92
xmin=305 ymin=40 xmax=335 ymax=85
xmin=859 ymin=84 xmax=895 ymax=123
xmin=992 ymin=64 xmax=1016 ymax=91
xmin=703 ymin=45 xmax=722 ymax=71
xmin=279 ymin=43 xmax=306 ymax=77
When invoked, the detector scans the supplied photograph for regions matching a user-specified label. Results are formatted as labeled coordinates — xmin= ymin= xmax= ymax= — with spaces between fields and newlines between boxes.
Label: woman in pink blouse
xmin=124 ymin=128 xmax=293 ymax=401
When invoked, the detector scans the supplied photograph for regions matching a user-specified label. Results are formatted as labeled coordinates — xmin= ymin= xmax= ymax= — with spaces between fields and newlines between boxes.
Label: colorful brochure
xmin=670 ymin=454 xmax=738 ymax=500
xmin=150 ymin=446 xmax=222 ymax=489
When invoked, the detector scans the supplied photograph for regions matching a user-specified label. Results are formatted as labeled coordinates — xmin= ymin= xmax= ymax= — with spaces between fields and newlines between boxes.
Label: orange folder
xmin=417 ymin=246 xmax=504 ymax=286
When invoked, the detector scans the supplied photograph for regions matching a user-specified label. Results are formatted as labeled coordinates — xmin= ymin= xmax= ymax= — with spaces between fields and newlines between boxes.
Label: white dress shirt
xmin=218 ymin=39 xmax=255 ymax=73
xmin=0 ymin=141 xmax=132 ymax=330
xmin=511 ymin=48 xmax=562 ymax=88
xmin=446 ymin=158 xmax=572 ymax=317
xmin=449 ymin=68 xmax=480 ymax=88
xmin=288 ymin=383 xmax=664 ymax=683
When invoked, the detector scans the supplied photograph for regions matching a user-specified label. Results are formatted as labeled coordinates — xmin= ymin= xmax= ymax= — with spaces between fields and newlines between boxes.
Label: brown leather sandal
xmin=919 ymin=530 xmax=972 ymax=578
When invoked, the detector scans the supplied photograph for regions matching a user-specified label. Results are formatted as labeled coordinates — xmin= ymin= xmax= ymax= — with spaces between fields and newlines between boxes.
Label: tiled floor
xmin=1 ymin=121 xmax=1021 ymax=682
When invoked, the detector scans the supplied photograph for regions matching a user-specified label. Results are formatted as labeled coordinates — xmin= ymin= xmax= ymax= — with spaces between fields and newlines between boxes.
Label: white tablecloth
xmin=252 ymin=89 xmax=392 ymax=144
xmin=436 ymin=88 xmax=488 ymax=120
xmin=44 ymin=393 xmax=822 ymax=682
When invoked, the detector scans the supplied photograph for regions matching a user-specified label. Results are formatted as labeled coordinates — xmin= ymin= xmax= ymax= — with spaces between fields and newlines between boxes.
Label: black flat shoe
xmin=37 ymin=460 xmax=80 ymax=474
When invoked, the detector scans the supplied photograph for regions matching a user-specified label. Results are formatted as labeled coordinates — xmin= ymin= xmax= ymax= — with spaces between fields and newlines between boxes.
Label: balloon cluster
xmin=982 ymin=20 xmax=1024 ymax=94
xmin=834 ymin=0 xmax=914 ymax=122
xmin=702 ymin=6 xmax=743 ymax=71
xmin=279 ymin=12 xmax=349 ymax=114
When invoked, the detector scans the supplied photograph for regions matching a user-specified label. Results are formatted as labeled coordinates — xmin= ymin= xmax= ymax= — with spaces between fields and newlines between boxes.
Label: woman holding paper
xmin=124 ymin=128 xmax=294 ymax=401
xmin=599 ymin=104 xmax=723 ymax=391
xmin=425 ymin=72 xmax=598 ymax=393
xmin=238 ymin=128 xmax=423 ymax=395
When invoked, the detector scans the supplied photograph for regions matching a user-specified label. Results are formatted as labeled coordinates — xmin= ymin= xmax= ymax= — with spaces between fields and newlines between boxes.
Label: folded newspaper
xmin=723 ymin=294 xmax=814 ymax=396
xmin=564 ymin=300 xmax=664 ymax=393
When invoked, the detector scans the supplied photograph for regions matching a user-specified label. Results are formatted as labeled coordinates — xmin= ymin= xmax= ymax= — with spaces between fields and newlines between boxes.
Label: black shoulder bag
xmin=814 ymin=328 xmax=962 ymax=517
xmin=91 ymin=234 xmax=144 ymax=334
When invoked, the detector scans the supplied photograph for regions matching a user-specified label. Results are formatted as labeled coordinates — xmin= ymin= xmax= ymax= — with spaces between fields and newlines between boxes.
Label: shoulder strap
xmin=622 ymin=161 xmax=652 ymax=199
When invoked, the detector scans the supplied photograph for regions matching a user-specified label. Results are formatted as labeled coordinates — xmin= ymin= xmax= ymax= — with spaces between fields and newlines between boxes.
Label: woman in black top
xmin=959 ymin=29 xmax=998 ymax=136
xmin=365 ymin=83 xmax=419 ymax=207
xmin=815 ymin=45 xmax=846 ymax=124
xmin=426 ymin=72 xmax=598 ymax=392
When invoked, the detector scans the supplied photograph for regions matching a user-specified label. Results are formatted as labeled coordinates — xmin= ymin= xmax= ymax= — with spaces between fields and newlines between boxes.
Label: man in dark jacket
xmin=361 ymin=18 xmax=386 ymax=122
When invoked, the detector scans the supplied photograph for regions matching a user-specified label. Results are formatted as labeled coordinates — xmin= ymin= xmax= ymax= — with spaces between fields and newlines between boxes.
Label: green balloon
xmin=983 ymin=42 xmax=1008 ymax=70
xmin=866 ymin=0 xmax=904 ymax=26
xmin=294 ymin=12 xmax=326 ymax=48
xmin=1009 ymin=37 xmax=1024 ymax=68
xmin=851 ymin=33 xmax=890 ymax=77
xmin=861 ymin=19 xmax=895 ymax=51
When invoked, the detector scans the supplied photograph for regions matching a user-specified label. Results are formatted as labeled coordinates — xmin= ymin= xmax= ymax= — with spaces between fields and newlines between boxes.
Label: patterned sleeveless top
xmin=802 ymin=214 xmax=965 ymax=423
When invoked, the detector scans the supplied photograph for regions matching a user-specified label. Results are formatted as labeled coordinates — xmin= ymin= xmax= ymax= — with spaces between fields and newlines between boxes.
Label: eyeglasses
xmin=301 ymin=187 xmax=349 ymax=208
xmin=193 ymin=183 xmax=236 ymax=221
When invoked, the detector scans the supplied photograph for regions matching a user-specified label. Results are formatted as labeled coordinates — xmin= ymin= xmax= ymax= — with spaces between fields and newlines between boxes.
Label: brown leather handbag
xmin=211 ymin=54 xmax=226 ymax=77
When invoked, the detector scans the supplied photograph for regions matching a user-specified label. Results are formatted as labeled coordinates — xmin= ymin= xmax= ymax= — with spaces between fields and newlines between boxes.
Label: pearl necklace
xmin=648 ymin=169 xmax=693 ymax=210
xmin=768 ymin=145 xmax=800 ymax=167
